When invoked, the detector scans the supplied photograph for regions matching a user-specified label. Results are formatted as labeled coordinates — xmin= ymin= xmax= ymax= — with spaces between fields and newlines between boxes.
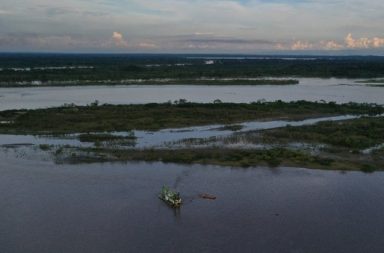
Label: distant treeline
xmin=1 ymin=54 xmax=384 ymax=84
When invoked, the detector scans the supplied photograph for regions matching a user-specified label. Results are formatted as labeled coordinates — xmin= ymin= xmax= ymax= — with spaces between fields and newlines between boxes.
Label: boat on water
xmin=159 ymin=186 xmax=182 ymax=208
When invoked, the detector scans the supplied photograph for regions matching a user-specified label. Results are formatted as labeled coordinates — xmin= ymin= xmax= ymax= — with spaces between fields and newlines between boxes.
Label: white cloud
xmin=112 ymin=32 xmax=123 ymax=41
xmin=112 ymin=32 xmax=128 ymax=47
xmin=291 ymin=40 xmax=313 ymax=50
xmin=1 ymin=0 xmax=384 ymax=52
xmin=373 ymin=37 xmax=384 ymax=48
xmin=138 ymin=42 xmax=157 ymax=49
xmin=345 ymin=33 xmax=384 ymax=48
xmin=345 ymin=33 xmax=369 ymax=48
xmin=321 ymin=40 xmax=344 ymax=50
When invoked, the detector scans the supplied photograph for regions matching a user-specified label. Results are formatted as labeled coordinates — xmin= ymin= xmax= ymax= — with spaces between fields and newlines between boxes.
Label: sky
xmin=0 ymin=0 xmax=384 ymax=54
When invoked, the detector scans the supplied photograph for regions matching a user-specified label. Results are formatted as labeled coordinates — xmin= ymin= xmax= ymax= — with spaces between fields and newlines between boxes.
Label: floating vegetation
xmin=39 ymin=144 xmax=51 ymax=151
xmin=78 ymin=133 xmax=136 ymax=143
xmin=213 ymin=124 xmax=244 ymax=131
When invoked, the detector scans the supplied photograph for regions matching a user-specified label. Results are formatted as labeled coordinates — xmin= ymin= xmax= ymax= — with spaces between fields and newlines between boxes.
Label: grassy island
xmin=0 ymin=100 xmax=382 ymax=134
xmin=1 ymin=101 xmax=383 ymax=172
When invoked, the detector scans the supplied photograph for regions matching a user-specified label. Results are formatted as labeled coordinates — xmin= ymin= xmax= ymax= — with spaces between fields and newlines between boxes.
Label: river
xmin=0 ymin=78 xmax=383 ymax=110
xmin=1 ymin=152 xmax=384 ymax=253
xmin=1 ymin=77 xmax=384 ymax=252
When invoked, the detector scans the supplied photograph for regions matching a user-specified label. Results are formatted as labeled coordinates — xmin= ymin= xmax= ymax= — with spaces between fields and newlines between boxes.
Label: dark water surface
xmin=1 ymin=153 xmax=384 ymax=253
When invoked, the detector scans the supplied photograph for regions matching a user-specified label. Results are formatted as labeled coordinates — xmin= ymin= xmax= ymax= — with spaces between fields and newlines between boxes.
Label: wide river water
xmin=1 ymin=152 xmax=384 ymax=253
xmin=0 ymin=78 xmax=383 ymax=110
xmin=2 ymin=78 xmax=384 ymax=252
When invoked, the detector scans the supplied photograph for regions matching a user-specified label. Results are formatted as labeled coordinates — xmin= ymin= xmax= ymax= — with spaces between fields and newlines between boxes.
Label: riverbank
xmin=0 ymin=101 xmax=382 ymax=134
xmin=0 ymin=78 xmax=299 ymax=88
xmin=51 ymin=116 xmax=384 ymax=172
xmin=1 ymin=101 xmax=383 ymax=171
xmin=55 ymin=146 xmax=377 ymax=172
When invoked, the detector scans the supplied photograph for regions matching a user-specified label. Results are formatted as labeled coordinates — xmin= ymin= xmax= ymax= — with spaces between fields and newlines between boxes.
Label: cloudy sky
xmin=0 ymin=0 xmax=384 ymax=53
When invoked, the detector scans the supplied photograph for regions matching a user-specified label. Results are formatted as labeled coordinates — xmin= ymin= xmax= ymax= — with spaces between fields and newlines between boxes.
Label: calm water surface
xmin=1 ymin=152 xmax=384 ymax=253
xmin=2 ymin=78 xmax=384 ymax=253
xmin=1 ymin=78 xmax=384 ymax=110
xmin=0 ymin=115 xmax=359 ymax=149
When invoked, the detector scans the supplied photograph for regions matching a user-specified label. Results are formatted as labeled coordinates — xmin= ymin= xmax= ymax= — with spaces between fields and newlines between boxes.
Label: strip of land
xmin=0 ymin=78 xmax=299 ymax=87
xmin=356 ymin=79 xmax=384 ymax=87
xmin=356 ymin=79 xmax=384 ymax=84
xmin=55 ymin=145 xmax=382 ymax=172
xmin=2 ymin=101 xmax=383 ymax=171
xmin=0 ymin=101 xmax=382 ymax=134
xmin=260 ymin=116 xmax=384 ymax=149
xmin=2 ymin=55 xmax=384 ymax=85
xmin=52 ymin=115 xmax=384 ymax=172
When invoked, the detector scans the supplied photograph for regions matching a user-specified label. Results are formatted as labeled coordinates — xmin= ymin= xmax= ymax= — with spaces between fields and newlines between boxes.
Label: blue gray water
xmin=0 ymin=78 xmax=383 ymax=110
xmin=1 ymin=152 xmax=384 ymax=253
xmin=2 ymin=78 xmax=384 ymax=252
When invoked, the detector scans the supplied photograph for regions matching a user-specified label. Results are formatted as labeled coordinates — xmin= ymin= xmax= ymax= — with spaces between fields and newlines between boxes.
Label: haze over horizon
xmin=1 ymin=0 xmax=384 ymax=54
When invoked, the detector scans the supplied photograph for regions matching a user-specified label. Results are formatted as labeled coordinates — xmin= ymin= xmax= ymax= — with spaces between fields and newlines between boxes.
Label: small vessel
xmin=199 ymin=193 xmax=217 ymax=200
xmin=159 ymin=186 xmax=182 ymax=208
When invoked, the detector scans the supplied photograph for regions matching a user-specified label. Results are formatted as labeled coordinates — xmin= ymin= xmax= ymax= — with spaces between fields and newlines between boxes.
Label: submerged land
xmin=0 ymin=100 xmax=382 ymax=133
xmin=1 ymin=101 xmax=383 ymax=172
xmin=55 ymin=116 xmax=384 ymax=172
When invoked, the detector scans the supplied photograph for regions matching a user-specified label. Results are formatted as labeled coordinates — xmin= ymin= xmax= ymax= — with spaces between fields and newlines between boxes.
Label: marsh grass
xmin=78 ymin=133 xmax=136 ymax=143
xmin=0 ymin=101 xmax=382 ymax=134
xmin=260 ymin=116 xmax=384 ymax=150
xmin=53 ymin=146 xmax=383 ymax=171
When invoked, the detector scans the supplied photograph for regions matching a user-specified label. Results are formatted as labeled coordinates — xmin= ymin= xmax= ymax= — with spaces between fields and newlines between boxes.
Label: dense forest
xmin=0 ymin=54 xmax=384 ymax=86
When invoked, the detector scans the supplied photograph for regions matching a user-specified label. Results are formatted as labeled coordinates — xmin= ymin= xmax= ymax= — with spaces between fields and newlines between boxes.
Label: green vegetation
xmin=214 ymin=124 xmax=244 ymax=131
xmin=1 ymin=54 xmax=384 ymax=87
xmin=78 ymin=133 xmax=136 ymax=143
xmin=356 ymin=79 xmax=384 ymax=87
xmin=1 ymin=97 xmax=383 ymax=171
xmin=356 ymin=79 xmax=384 ymax=84
xmin=0 ymin=101 xmax=382 ymax=134
xmin=39 ymin=144 xmax=51 ymax=151
xmin=78 ymin=133 xmax=136 ymax=147
xmin=115 ymin=115 xmax=383 ymax=171
xmin=261 ymin=117 xmax=384 ymax=150
xmin=57 ymin=147 xmax=381 ymax=171
xmin=0 ymin=78 xmax=299 ymax=87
